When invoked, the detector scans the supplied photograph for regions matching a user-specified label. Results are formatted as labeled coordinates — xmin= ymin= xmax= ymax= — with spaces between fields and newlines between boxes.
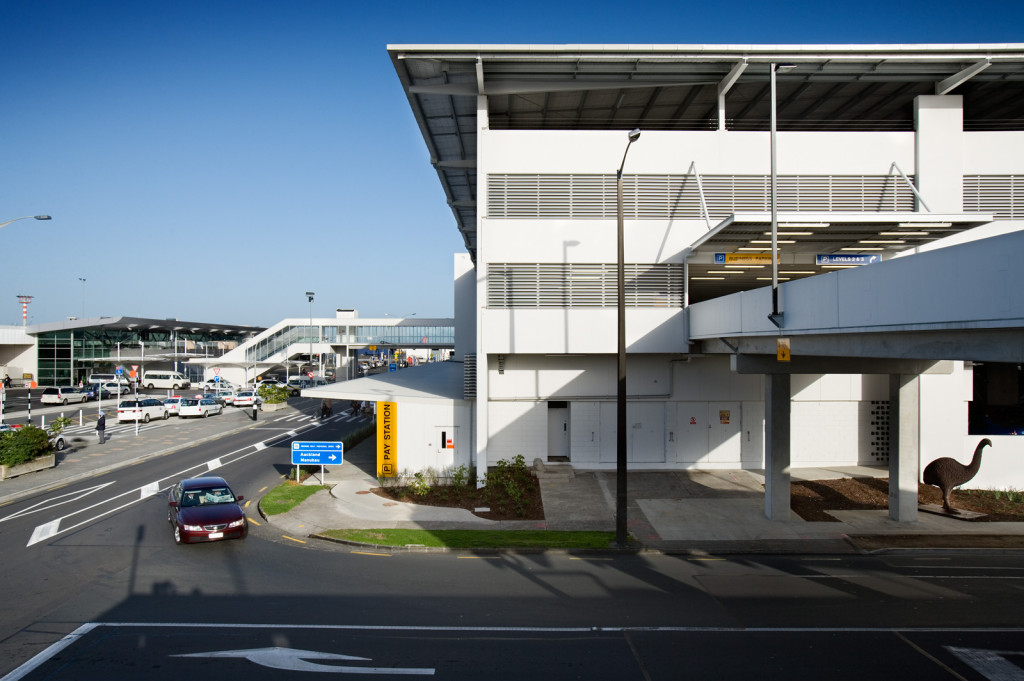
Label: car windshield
xmin=181 ymin=487 xmax=236 ymax=506
xmin=181 ymin=399 xmax=199 ymax=406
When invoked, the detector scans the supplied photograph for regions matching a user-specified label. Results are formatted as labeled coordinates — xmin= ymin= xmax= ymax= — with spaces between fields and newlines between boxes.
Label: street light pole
xmin=0 ymin=215 xmax=51 ymax=231
xmin=615 ymin=128 xmax=641 ymax=547
xmin=78 ymin=277 xmax=86 ymax=318
xmin=305 ymin=291 xmax=315 ymax=377
xmin=769 ymin=63 xmax=794 ymax=328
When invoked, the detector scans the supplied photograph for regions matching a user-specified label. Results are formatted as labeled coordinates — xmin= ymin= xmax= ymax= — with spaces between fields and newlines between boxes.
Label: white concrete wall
xmin=454 ymin=254 xmax=475 ymax=361
xmin=915 ymin=95 xmax=964 ymax=212
xmin=393 ymin=400 xmax=473 ymax=476
xmin=482 ymin=308 xmax=686 ymax=355
xmin=484 ymin=129 xmax=916 ymax=175
xmin=487 ymin=400 xmax=547 ymax=465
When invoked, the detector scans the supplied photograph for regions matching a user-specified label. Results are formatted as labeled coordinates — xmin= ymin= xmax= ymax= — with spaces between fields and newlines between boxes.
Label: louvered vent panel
xmin=463 ymin=354 xmax=476 ymax=400
xmin=487 ymin=263 xmax=684 ymax=308
xmin=964 ymin=176 xmax=1022 ymax=218
xmin=488 ymin=174 xmax=917 ymax=218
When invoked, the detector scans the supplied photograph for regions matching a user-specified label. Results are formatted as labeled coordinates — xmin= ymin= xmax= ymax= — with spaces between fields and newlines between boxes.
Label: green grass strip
xmin=261 ymin=483 xmax=329 ymax=516
xmin=320 ymin=528 xmax=620 ymax=549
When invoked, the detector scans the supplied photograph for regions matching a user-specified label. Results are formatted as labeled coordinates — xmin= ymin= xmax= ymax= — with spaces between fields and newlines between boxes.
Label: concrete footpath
xmin=3 ymin=402 xmax=1024 ymax=554
xmin=270 ymin=444 xmax=1024 ymax=553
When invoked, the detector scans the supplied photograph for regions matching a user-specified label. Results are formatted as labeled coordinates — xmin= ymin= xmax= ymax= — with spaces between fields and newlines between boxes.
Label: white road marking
xmin=21 ymin=418 xmax=325 ymax=546
xmin=173 ymin=647 xmax=434 ymax=675
xmin=947 ymin=646 xmax=1024 ymax=680
xmin=27 ymin=519 xmax=61 ymax=546
xmin=0 ymin=482 xmax=115 ymax=524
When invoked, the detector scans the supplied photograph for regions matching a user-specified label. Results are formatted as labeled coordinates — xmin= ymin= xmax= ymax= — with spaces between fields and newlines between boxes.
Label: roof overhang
xmin=389 ymin=43 xmax=1024 ymax=262
xmin=26 ymin=316 xmax=264 ymax=337
xmin=303 ymin=360 xmax=467 ymax=404
xmin=683 ymin=211 xmax=993 ymax=301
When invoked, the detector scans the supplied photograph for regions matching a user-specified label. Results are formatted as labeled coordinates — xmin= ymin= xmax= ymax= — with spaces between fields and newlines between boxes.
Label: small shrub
xmin=0 ymin=426 xmax=53 ymax=467
xmin=48 ymin=416 xmax=73 ymax=436
xmin=409 ymin=471 xmax=431 ymax=497
xmin=450 ymin=464 xmax=469 ymax=490
xmin=484 ymin=455 xmax=534 ymax=517
xmin=257 ymin=384 xmax=291 ymax=404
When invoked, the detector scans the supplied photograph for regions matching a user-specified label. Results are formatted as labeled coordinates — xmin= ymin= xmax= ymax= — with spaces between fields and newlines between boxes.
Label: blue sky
xmin=2 ymin=0 xmax=1020 ymax=327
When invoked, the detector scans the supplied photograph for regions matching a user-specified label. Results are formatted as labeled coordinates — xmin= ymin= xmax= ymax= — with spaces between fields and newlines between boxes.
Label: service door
xmin=629 ymin=402 xmax=665 ymax=463
xmin=547 ymin=406 xmax=569 ymax=461
xmin=708 ymin=402 xmax=742 ymax=464
xmin=676 ymin=402 xmax=709 ymax=464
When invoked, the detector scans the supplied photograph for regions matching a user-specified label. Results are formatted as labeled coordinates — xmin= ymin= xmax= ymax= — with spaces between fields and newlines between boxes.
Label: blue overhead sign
xmin=816 ymin=254 xmax=881 ymax=266
xmin=291 ymin=441 xmax=344 ymax=465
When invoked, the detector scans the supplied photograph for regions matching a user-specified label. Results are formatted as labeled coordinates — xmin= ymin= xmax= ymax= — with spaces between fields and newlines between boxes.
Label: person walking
xmin=96 ymin=411 xmax=106 ymax=445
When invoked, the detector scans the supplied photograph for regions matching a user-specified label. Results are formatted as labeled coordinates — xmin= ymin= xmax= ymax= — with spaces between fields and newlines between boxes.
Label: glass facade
xmin=35 ymin=325 xmax=256 ymax=387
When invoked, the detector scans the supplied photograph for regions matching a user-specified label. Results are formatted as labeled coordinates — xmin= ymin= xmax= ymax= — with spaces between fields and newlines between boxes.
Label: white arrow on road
xmin=947 ymin=646 xmax=1024 ymax=680
xmin=173 ymin=647 xmax=435 ymax=674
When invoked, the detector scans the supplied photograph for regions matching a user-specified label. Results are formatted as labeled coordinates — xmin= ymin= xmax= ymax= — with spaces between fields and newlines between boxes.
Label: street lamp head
xmin=628 ymin=128 xmax=641 ymax=143
xmin=305 ymin=291 xmax=315 ymax=302
xmin=34 ymin=215 xmax=52 ymax=221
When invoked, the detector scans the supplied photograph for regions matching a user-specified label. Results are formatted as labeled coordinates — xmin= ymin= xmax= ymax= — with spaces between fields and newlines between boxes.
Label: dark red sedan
xmin=167 ymin=476 xmax=247 ymax=544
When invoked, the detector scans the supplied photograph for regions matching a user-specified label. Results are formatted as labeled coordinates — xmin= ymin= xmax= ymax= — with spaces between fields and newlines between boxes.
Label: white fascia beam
xmin=935 ymin=58 xmax=991 ymax=95
xmin=718 ymin=59 xmax=747 ymax=130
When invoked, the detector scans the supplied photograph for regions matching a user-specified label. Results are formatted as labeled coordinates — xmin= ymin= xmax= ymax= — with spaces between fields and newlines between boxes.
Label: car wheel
xmin=173 ymin=524 xmax=183 ymax=545
xmin=143 ymin=414 xmax=151 ymax=423
xmin=163 ymin=411 xmax=169 ymax=420
xmin=202 ymin=410 xmax=209 ymax=418
xmin=62 ymin=398 xmax=68 ymax=405
xmin=54 ymin=438 xmax=66 ymax=451
xmin=172 ymin=384 xmax=179 ymax=390
xmin=147 ymin=383 xmax=154 ymax=390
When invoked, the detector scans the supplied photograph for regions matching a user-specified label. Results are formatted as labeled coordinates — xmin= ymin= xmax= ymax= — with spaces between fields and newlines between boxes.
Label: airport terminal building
xmin=383 ymin=43 xmax=1024 ymax=510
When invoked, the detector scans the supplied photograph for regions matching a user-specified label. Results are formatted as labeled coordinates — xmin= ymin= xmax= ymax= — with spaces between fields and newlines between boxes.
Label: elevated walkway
xmin=686 ymin=229 xmax=1024 ymax=523
xmin=689 ymin=229 xmax=1024 ymax=364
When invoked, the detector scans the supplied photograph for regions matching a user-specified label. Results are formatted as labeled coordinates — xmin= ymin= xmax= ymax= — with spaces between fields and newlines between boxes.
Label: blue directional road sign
xmin=291 ymin=440 xmax=344 ymax=465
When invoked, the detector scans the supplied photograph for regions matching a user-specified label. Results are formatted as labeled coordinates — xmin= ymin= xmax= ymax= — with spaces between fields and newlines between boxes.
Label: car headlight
xmin=228 ymin=518 xmax=246 ymax=528
xmin=182 ymin=524 xmax=204 ymax=532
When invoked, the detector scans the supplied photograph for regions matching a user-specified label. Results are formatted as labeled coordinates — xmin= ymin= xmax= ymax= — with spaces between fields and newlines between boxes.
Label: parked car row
xmin=40 ymin=384 xmax=129 ymax=404
xmin=117 ymin=398 xmax=170 ymax=423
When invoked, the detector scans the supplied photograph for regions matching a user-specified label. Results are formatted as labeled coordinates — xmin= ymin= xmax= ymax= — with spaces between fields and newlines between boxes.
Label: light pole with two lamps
xmin=306 ymin=292 xmax=315 ymax=377
xmin=78 ymin=277 xmax=86 ymax=318
xmin=615 ymin=128 xmax=641 ymax=547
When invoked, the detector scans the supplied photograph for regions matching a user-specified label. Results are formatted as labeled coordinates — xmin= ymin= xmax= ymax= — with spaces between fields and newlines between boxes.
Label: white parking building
xmin=371 ymin=44 xmax=1024 ymax=519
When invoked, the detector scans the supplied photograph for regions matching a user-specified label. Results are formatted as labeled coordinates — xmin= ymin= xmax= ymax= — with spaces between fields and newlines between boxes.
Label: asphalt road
xmin=2 ymin=398 xmax=1024 ymax=679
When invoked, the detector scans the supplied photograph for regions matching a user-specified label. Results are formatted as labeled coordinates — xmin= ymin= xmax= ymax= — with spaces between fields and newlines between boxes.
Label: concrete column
xmin=888 ymin=374 xmax=921 ymax=522
xmin=764 ymin=373 xmax=791 ymax=520
xmin=914 ymin=95 xmax=964 ymax=212
xmin=473 ymin=93 xmax=489 ymax=488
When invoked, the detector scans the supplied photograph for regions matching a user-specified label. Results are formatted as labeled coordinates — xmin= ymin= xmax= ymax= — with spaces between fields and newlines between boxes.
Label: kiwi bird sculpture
xmin=922 ymin=438 xmax=992 ymax=513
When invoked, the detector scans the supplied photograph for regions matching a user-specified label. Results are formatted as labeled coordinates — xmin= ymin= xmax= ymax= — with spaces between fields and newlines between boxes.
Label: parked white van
xmin=141 ymin=371 xmax=191 ymax=390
